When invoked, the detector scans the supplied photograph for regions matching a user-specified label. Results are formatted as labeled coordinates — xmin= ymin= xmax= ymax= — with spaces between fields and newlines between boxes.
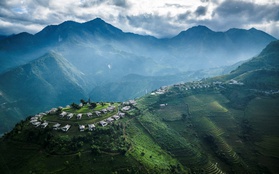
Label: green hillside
xmin=0 ymin=41 xmax=278 ymax=173
xmin=1 ymin=78 xmax=278 ymax=173
xmin=0 ymin=52 xmax=87 ymax=134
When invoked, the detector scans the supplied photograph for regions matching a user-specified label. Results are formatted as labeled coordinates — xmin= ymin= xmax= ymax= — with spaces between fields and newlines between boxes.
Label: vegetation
xmin=0 ymin=41 xmax=279 ymax=173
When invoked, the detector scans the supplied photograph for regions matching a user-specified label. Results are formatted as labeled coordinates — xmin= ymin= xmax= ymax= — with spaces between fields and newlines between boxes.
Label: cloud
xmin=195 ymin=6 xmax=207 ymax=16
xmin=0 ymin=0 xmax=278 ymax=39
xmin=112 ymin=0 xmax=130 ymax=8
xmin=215 ymin=1 xmax=279 ymax=23
xmin=125 ymin=13 xmax=182 ymax=38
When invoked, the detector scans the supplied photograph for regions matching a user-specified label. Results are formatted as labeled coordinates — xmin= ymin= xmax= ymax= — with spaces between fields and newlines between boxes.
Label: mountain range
xmin=0 ymin=40 xmax=278 ymax=173
xmin=0 ymin=18 xmax=277 ymax=135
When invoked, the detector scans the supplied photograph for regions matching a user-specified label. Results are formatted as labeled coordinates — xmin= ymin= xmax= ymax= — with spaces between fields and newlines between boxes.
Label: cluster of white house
xmin=156 ymin=79 xmax=245 ymax=93
xmin=29 ymin=101 xmax=136 ymax=132
xmin=173 ymin=82 xmax=212 ymax=91
xmin=150 ymin=86 xmax=169 ymax=95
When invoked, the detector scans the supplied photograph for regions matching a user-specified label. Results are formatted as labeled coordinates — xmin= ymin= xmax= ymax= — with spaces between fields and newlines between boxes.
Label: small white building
xmin=32 ymin=121 xmax=41 ymax=127
xmin=53 ymin=123 xmax=61 ymax=130
xmin=67 ymin=113 xmax=74 ymax=119
xmin=121 ymin=106 xmax=130 ymax=111
xmin=101 ymin=109 xmax=107 ymax=114
xmin=77 ymin=113 xmax=82 ymax=119
xmin=79 ymin=125 xmax=85 ymax=131
xmin=107 ymin=106 xmax=115 ymax=112
xmin=100 ymin=121 xmax=108 ymax=127
xmin=95 ymin=111 xmax=101 ymax=116
xmin=88 ymin=124 xmax=96 ymax=131
xmin=106 ymin=117 xmax=114 ymax=123
xmin=61 ymin=124 xmax=71 ymax=132
xmin=118 ymin=112 xmax=125 ymax=118
xmin=60 ymin=111 xmax=67 ymax=118
xmin=41 ymin=122 xmax=48 ymax=129
xmin=87 ymin=112 xmax=93 ymax=117
xmin=112 ymin=115 xmax=120 ymax=120
xmin=129 ymin=100 xmax=136 ymax=105
xmin=49 ymin=108 xmax=58 ymax=114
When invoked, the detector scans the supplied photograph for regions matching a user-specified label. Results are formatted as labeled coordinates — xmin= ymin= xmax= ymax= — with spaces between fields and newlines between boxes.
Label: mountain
xmin=212 ymin=40 xmax=279 ymax=90
xmin=0 ymin=40 xmax=278 ymax=173
xmin=0 ymin=35 xmax=7 ymax=40
xmin=0 ymin=52 xmax=86 ymax=134
xmin=0 ymin=18 xmax=276 ymax=73
xmin=169 ymin=26 xmax=277 ymax=70
xmin=0 ymin=18 xmax=277 ymax=135
xmin=89 ymin=64 xmax=241 ymax=101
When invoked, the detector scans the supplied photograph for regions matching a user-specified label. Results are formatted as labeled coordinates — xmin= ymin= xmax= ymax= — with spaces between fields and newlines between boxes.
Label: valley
xmin=0 ymin=17 xmax=278 ymax=173
xmin=0 ymin=18 xmax=277 ymax=135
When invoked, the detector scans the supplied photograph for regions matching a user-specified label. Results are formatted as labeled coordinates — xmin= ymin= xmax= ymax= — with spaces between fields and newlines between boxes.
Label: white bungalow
xmin=67 ymin=113 xmax=74 ymax=119
xmin=53 ymin=123 xmax=61 ymax=130
xmin=101 ymin=109 xmax=107 ymax=114
xmin=30 ymin=119 xmax=38 ymax=123
xmin=160 ymin=103 xmax=167 ymax=107
xmin=32 ymin=121 xmax=41 ymax=127
xmin=41 ymin=122 xmax=48 ymax=129
xmin=95 ymin=111 xmax=101 ymax=116
xmin=39 ymin=113 xmax=47 ymax=116
xmin=30 ymin=116 xmax=38 ymax=121
xmin=87 ymin=112 xmax=93 ymax=117
xmin=112 ymin=115 xmax=120 ymax=120
xmin=129 ymin=100 xmax=136 ymax=105
xmin=49 ymin=108 xmax=58 ymax=114
xmin=88 ymin=124 xmax=96 ymax=131
xmin=61 ymin=124 xmax=71 ymax=132
xmin=77 ymin=113 xmax=83 ymax=119
xmin=100 ymin=121 xmax=108 ymax=127
xmin=121 ymin=106 xmax=130 ymax=111
xmin=118 ymin=112 xmax=125 ymax=118
xmin=60 ymin=111 xmax=67 ymax=118
xmin=106 ymin=117 xmax=114 ymax=123
xmin=107 ymin=106 xmax=115 ymax=112
xmin=79 ymin=125 xmax=85 ymax=131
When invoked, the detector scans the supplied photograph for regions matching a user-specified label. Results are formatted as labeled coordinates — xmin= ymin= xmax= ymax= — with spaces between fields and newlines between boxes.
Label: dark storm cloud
xmin=112 ymin=0 xmax=130 ymax=8
xmin=177 ymin=11 xmax=191 ymax=21
xmin=195 ymin=6 xmax=207 ymax=16
xmin=216 ymin=1 xmax=279 ymax=23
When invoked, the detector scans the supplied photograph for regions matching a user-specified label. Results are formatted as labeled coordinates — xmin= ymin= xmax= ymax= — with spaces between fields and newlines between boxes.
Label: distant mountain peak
xmin=191 ymin=25 xmax=211 ymax=30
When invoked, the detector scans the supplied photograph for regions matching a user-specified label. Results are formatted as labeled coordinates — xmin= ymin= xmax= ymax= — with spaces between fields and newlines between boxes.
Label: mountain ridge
xmin=0 ymin=38 xmax=278 ymax=173
xmin=0 ymin=18 xmax=277 ymax=135
xmin=0 ymin=52 xmax=87 ymax=134
xmin=0 ymin=18 xmax=276 ymax=72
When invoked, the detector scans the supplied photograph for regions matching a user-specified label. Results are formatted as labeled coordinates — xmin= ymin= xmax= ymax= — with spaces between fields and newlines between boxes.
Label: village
xmin=29 ymin=100 xmax=137 ymax=132
xmin=29 ymin=78 xmax=247 ymax=133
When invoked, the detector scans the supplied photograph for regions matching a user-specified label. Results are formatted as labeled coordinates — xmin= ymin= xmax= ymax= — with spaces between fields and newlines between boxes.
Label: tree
xmin=71 ymin=102 xmax=81 ymax=110
xmin=80 ymin=99 xmax=87 ymax=105
xmin=90 ymin=102 xmax=97 ymax=109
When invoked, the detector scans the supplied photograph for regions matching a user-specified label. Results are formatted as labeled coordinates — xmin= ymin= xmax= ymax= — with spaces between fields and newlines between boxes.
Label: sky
xmin=0 ymin=0 xmax=278 ymax=38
